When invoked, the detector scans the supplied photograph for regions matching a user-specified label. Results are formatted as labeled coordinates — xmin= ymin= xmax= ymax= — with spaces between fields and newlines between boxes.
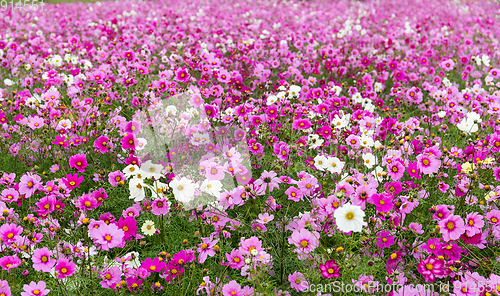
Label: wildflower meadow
xmin=1 ymin=0 xmax=500 ymax=295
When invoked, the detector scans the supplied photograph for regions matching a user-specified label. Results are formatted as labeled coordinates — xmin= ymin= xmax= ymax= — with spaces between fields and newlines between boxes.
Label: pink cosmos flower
xmin=21 ymin=281 xmax=50 ymax=296
xmin=352 ymin=185 xmax=377 ymax=210
xmin=254 ymin=170 xmax=281 ymax=193
xmin=453 ymin=279 xmax=479 ymax=296
xmin=100 ymin=266 xmax=121 ymax=289
xmin=92 ymin=223 xmax=125 ymax=251
xmin=289 ymin=271 xmax=309 ymax=292
xmin=197 ymin=236 xmax=219 ymax=264
xmin=438 ymin=214 xmax=465 ymax=241
xmin=225 ymin=249 xmax=244 ymax=269
xmin=288 ymin=229 xmax=319 ymax=254
xmin=222 ymin=280 xmax=242 ymax=296
xmin=417 ymin=256 xmax=445 ymax=282
xmin=319 ymin=259 xmax=341 ymax=279
xmin=285 ymin=186 xmax=303 ymax=202
xmin=416 ymin=154 xmax=441 ymax=175
xmin=108 ymin=170 xmax=126 ymax=187
xmin=19 ymin=173 xmax=41 ymax=198
xmin=239 ymin=236 xmax=263 ymax=256
xmin=1 ymin=188 xmax=19 ymax=203
xmin=204 ymin=163 xmax=225 ymax=181
xmin=54 ymin=258 xmax=76 ymax=279
xmin=487 ymin=210 xmax=500 ymax=225
xmin=151 ymin=198 xmax=169 ymax=216
xmin=69 ymin=154 xmax=88 ymax=172
xmin=0 ymin=223 xmax=23 ymax=243
xmin=32 ymin=247 xmax=56 ymax=272
xmin=387 ymin=161 xmax=405 ymax=181
xmin=464 ymin=212 xmax=484 ymax=236
xmin=0 ymin=255 xmax=21 ymax=271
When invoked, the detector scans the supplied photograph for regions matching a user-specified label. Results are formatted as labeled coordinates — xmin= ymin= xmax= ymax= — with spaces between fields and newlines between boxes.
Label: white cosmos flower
xmin=359 ymin=134 xmax=374 ymax=147
xmin=123 ymin=164 xmax=140 ymax=178
xmin=200 ymin=179 xmax=223 ymax=198
xmin=289 ymin=85 xmax=301 ymax=97
xmin=266 ymin=95 xmax=278 ymax=105
xmin=129 ymin=178 xmax=146 ymax=202
xmin=362 ymin=153 xmax=377 ymax=169
xmin=457 ymin=118 xmax=478 ymax=134
xmin=325 ymin=157 xmax=345 ymax=174
xmin=333 ymin=203 xmax=366 ymax=233
xmin=169 ymin=177 xmax=196 ymax=203
xmin=140 ymin=160 xmax=163 ymax=179
xmin=314 ymin=155 xmax=329 ymax=171
xmin=141 ymin=220 xmax=156 ymax=236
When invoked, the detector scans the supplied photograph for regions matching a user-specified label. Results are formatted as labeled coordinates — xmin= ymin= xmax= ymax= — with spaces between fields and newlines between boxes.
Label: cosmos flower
xmin=169 ymin=177 xmax=196 ymax=203
xmin=334 ymin=203 xmax=366 ymax=233
xmin=21 ymin=281 xmax=50 ymax=296
xmin=319 ymin=259 xmax=341 ymax=279
xmin=32 ymin=248 xmax=56 ymax=273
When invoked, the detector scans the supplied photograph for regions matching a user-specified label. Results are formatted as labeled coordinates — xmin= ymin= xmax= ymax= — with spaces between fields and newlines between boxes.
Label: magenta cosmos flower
xmin=32 ymin=247 xmax=56 ymax=272
xmin=69 ymin=154 xmax=88 ymax=172
xmin=0 ymin=255 xmax=21 ymax=271
xmin=417 ymin=256 xmax=445 ymax=282
xmin=438 ymin=214 xmax=465 ymax=241
xmin=118 ymin=216 xmax=138 ymax=241
xmin=62 ymin=173 xmax=84 ymax=190
xmin=319 ymin=259 xmax=341 ymax=279
xmin=377 ymin=231 xmax=395 ymax=249
xmin=21 ymin=281 xmax=50 ymax=296
xmin=293 ymin=118 xmax=312 ymax=130
xmin=121 ymin=133 xmax=139 ymax=150
xmin=54 ymin=258 xmax=76 ymax=279
xmin=94 ymin=136 xmax=110 ymax=153
xmin=367 ymin=193 xmax=395 ymax=213
xmin=141 ymin=257 xmax=166 ymax=273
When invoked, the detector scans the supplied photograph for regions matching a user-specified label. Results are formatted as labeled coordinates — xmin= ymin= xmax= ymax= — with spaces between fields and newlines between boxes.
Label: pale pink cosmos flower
xmin=438 ymin=214 xmax=465 ymax=241
xmin=288 ymin=229 xmax=319 ymax=254
xmin=32 ymin=247 xmax=56 ymax=272
xmin=91 ymin=223 xmax=125 ymax=251
xmin=289 ymin=271 xmax=309 ymax=292
xmin=197 ymin=236 xmax=219 ymax=264
xmin=21 ymin=281 xmax=50 ymax=296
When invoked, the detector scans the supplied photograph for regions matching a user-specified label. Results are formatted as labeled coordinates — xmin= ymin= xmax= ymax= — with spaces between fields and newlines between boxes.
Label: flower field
xmin=1 ymin=0 xmax=500 ymax=294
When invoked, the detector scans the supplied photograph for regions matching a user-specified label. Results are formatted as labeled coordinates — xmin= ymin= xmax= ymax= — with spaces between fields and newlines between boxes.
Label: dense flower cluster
xmin=1 ymin=0 xmax=500 ymax=295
